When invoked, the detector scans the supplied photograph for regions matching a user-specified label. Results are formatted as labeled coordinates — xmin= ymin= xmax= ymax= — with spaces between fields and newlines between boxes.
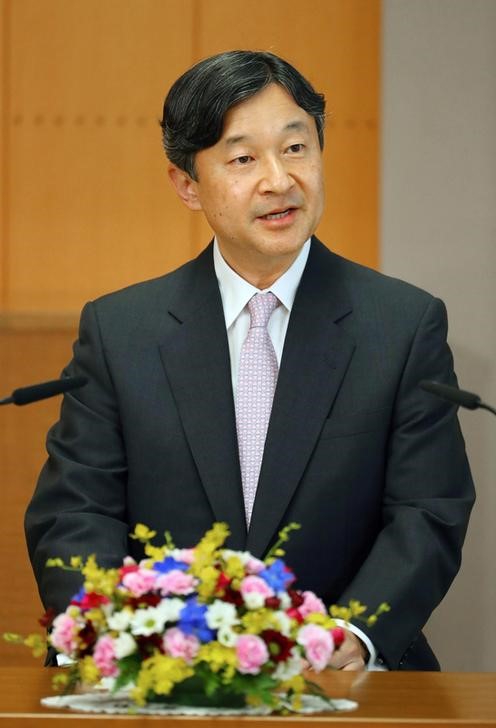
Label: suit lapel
xmin=246 ymin=240 xmax=356 ymax=557
xmin=158 ymin=246 xmax=247 ymax=548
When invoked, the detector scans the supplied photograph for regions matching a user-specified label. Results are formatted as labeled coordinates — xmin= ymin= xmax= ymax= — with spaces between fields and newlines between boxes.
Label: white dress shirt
xmin=213 ymin=238 xmax=311 ymax=395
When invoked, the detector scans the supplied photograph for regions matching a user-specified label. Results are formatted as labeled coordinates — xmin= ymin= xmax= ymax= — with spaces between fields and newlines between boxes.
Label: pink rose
xmin=50 ymin=613 xmax=79 ymax=654
xmin=121 ymin=568 xmax=157 ymax=596
xmin=245 ymin=556 xmax=266 ymax=574
xmin=163 ymin=627 xmax=200 ymax=663
xmin=296 ymin=624 xmax=334 ymax=672
xmin=240 ymin=575 xmax=274 ymax=599
xmin=93 ymin=635 xmax=119 ymax=677
xmin=236 ymin=634 xmax=269 ymax=674
xmin=298 ymin=590 xmax=327 ymax=618
xmin=156 ymin=570 xmax=195 ymax=596
xmin=176 ymin=549 xmax=195 ymax=565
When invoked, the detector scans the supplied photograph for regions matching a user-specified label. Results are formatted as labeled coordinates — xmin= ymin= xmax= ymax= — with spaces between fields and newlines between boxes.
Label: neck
xmin=218 ymin=250 xmax=300 ymax=289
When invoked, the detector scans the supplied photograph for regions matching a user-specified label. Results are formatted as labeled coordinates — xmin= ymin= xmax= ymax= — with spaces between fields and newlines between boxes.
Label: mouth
xmin=258 ymin=207 xmax=296 ymax=221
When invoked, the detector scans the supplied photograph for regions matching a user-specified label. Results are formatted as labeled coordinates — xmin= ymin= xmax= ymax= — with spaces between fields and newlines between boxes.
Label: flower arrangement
xmin=6 ymin=522 xmax=388 ymax=713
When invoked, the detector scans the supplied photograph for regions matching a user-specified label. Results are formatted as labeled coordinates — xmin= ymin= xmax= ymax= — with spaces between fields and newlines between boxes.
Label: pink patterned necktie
xmin=235 ymin=292 xmax=280 ymax=525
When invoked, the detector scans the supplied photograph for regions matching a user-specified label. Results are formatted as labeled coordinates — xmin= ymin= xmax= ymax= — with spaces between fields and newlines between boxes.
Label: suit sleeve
xmin=24 ymin=301 xmax=130 ymax=615
xmin=338 ymin=296 xmax=475 ymax=669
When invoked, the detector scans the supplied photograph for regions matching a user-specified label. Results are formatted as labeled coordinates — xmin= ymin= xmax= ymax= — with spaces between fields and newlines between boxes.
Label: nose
xmin=258 ymin=156 xmax=295 ymax=195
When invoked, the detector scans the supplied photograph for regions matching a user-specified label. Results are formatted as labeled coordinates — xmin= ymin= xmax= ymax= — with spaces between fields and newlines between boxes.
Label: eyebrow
xmin=224 ymin=120 xmax=309 ymax=147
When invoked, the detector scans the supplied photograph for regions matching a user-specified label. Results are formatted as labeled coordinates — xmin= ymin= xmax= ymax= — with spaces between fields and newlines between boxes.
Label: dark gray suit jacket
xmin=25 ymin=238 xmax=475 ymax=670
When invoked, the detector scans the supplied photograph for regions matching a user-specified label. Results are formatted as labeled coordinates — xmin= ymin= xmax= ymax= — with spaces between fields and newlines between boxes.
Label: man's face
xmin=171 ymin=83 xmax=325 ymax=285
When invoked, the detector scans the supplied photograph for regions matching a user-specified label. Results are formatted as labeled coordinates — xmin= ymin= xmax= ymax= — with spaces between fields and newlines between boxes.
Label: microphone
xmin=419 ymin=380 xmax=496 ymax=416
xmin=0 ymin=376 xmax=88 ymax=406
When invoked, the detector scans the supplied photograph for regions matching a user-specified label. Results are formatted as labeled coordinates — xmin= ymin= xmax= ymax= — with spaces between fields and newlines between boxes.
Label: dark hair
xmin=160 ymin=50 xmax=326 ymax=180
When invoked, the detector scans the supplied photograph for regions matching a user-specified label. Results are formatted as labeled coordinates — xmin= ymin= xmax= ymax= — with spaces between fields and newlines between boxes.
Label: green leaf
xmin=114 ymin=654 xmax=141 ymax=691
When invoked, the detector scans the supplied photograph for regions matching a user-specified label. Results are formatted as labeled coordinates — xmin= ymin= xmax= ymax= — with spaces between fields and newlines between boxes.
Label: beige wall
xmin=381 ymin=0 xmax=496 ymax=670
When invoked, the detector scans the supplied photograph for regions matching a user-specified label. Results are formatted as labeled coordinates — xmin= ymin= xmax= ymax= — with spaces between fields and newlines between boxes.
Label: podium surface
xmin=0 ymin=667 xmax=495 ymax=726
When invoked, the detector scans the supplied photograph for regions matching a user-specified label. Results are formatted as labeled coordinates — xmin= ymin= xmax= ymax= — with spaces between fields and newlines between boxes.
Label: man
xmin=25 ymin=50 xmax=474 ymax=671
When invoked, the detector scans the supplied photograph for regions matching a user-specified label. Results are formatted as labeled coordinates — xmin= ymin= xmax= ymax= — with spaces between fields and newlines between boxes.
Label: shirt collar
xmin=213 ymin=237 xmax=311 ymax=329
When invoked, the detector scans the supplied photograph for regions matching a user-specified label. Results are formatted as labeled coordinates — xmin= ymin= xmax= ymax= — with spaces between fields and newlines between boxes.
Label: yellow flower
xmin=241 ymin=608 xmax=273 ymax=634
xmin=144 ymin=544 xmax=168 ymax=562
xmin=196 ymin=565 xmax=220 ymax=600
xmin=45 ymin=557 xmax=65 ymax=568
xmin=329 ymin=605 xmax=352 ymax=621
xmin=305 ymin=612 xmax=336 ymax=630
xmin=82 ymin=556 xmax=119 ymax=597
xmin=348 ymin=599 xmax=367 ymax=616
xmin=195 ymin=523 xmax=230 ymax=558
xmin=79 ymin=656 xmax=100 ymax=685
xmin=133 ymin=655 xmax=193 ymax=704
xmin=24 ymin=633 xmax=47 ymax=658
xmin=280 ymin=674 xmax=305 ymax=695
xmin=130 ymin=523 xmax=157 ymax=543
xmin=197 ymin=642 xmax=237 ymax=676
xmin=52 ymin=672 xmax=70 ymax=691
xmin=70 ymin=556 xmax=83 ymax=569
xmin=82 ymin=608 xmax=106 ymax=630
xmin=223 ymin=555 xmax=245 ymax=580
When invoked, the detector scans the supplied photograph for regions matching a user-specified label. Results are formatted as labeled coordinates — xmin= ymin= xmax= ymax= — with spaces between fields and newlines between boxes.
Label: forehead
xmin=220 ymin=83 xmax=315 ymax=143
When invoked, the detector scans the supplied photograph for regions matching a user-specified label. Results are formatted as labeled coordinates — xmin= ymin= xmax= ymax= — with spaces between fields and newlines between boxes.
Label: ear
xmin=168 ymin=166 xmax=202 ymax=211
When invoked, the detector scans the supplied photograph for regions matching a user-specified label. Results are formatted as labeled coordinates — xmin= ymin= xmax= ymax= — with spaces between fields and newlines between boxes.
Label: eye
xmin=231 ymin=155 xmax=253 ymax=166
xmin=287 ymin=143 xmax=305 ymax=154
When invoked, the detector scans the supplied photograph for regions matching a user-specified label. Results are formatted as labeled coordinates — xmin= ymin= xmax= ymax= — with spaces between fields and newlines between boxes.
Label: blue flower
xmin=178 ymin=598 xmax=215 ymax=643
xmin=70 ymin=587 xmax=86 ymax=604
xmin=259 ymin=559 xmax=295 ymax=592
xmin=153 ymin=556 xmax=189 ymax=574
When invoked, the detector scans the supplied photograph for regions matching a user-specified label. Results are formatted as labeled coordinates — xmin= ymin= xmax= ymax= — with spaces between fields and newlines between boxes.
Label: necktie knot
xmin=248 ymin=292 xmax=279 ymax=329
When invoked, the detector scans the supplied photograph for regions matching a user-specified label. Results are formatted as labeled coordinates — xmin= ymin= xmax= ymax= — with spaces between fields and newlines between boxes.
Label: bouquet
xmin=6 ymin=522 xmax=388 ymax=713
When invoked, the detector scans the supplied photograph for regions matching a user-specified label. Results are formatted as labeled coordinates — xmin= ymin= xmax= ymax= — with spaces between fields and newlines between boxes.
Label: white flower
xmin=242 ymin=592 xmax=266 ymax=610
xmin=271 ymin=611 xmax=292 ymax=637
xmin=217 ymin=625 xmax=239 ymax=647
xmin=114 ymin=632 xmax=137 ymax=659
xmin=130 ymin=606 xmax=166 ymax=636
xmin=107 ymin=609 xmax=133 ymax=631
xmin=273 ymin=647 xmax=303 ymax=681
xmin=277 ymin=591 xmax=291 ymax=610
xmin=206 ymin=600 xmax=239 ymax=629
xmin=220 ymin=549 xmax=249 ymax=564
xmin=155 ymin=597 xmax=184 ymax=624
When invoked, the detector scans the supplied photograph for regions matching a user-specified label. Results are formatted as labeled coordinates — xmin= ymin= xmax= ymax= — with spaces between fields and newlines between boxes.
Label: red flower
xmin=331 ymin=626 xmax=345 ymax=648
xmin=215 ymin=571 xmax=231 ymax=593
xmin=222 ymin=585 xmax=244 ymax=607
xmin=126 ymin=593 xmax=162 ymax=609
xmin=119 ymin=563 xmax=139 ymax=578
xmin=264 ymin=596 xmax=281 ymax=610
xmin=261 ymin=629 xmax=296 ymax=663
xmin=136 ymin=634 xmax=164 ymax=657
xmin=287 ymin=589 xmax=304 ymax=608
xmin=75 ymin=592 xmax=110 ymax=610
xmin=286 ymin=607 xmax=304 ymax=623
xmin=78 ymin=621 xmax=98 ymax=656
xmin=38 ymin=607 xmax=57 ymax=629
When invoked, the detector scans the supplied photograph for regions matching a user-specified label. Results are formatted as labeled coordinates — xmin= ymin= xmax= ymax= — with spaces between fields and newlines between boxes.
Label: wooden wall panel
xmin=5 ymin=0 xmax=195 ymax=312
